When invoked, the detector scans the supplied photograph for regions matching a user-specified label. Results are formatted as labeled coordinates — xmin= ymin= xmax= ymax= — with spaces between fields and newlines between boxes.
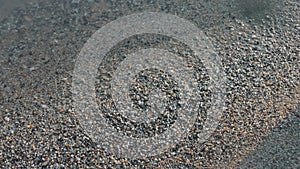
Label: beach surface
xmin=0 ymin=0 xmax=299 ymax=168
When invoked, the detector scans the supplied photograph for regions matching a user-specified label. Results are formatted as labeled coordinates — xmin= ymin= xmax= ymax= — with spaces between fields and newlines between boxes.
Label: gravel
xmin=238 ymin=108 xmax=300 ymax=169
xmin=0 ymin=0 xmax=299 ymax=168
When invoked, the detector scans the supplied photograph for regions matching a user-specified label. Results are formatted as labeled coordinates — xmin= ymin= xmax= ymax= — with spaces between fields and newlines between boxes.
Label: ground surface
xmin=0 ymin=0 xmax=299 ymax=168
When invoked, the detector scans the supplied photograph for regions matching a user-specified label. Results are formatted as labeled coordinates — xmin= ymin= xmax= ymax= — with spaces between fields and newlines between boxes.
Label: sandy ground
xmin=0 ymin=0 xmax=39 ymax=22
xmin=0 ymin=0 xmax=299 ymax=168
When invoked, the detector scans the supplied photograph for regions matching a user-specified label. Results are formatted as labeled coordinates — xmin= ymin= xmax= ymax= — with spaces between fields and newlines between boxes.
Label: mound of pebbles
xmin=95 ymin=34 xmax=210 ymax=140
xmin=0 ymin=0 xmax=299 ymax=168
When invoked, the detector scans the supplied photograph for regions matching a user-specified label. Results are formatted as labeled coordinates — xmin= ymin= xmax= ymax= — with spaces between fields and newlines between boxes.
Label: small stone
xmin=29 ymin=67 xmax=37 ymax=71
xmin=27 ymin=125 xmax=34 ymax=129
xmin=4 ymin=117 xmax=10 ymax=122
xmin=72 ymin=0 xmax=80 ymax=3
xmin=42 ymin=161 xmax=49 ymax=167
xmin=41 ymin=104 xmax=48 ymax=109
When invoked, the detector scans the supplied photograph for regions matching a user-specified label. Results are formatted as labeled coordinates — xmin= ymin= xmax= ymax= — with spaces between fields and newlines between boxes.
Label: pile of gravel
xmin=0 ymin=0 xmax=299 ymax=168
